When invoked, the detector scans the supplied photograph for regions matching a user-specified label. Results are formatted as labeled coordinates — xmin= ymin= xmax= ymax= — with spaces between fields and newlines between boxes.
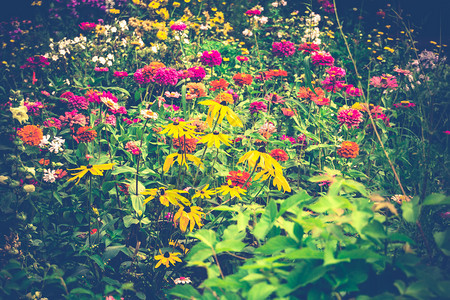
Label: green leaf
xmin=434 ymin=229 xmax=450 ymax=256
xmin=53 ymin=191 xmax=63 ymax=205
xmin=278 ymin=190 xmax=311 ymax=216
xmin=103 ymin=245 xmax=128 ymax=261
xmin=422 ymin=193 xmax=450 ymax=206
xmin=70 ymin=288 xmax=94 ymax=296
xmin=130 ymin=195 xmax=146 ymax=214
xmin=255 ymin=236 xmax=298 ymax=254
xmin=90 ymin=254 xmax=105 ymax=270
xmin=215 ymin=240 xmax=246 ymax=253
xmin=111 ymin=166 xmax=137 ymax=175
xmin=253 ymin=199 xmax=278 ymax=240
xmin=284 ymin=248 xmax=324 ymax=260
xmin=123 ymin=215 xmax=139 ymax=228
xmin=190 ymin=229 xmax=217 ymax=248
xmin=402 ymin=200 xmax=420 ymax=223
xmin=247 ymin=282 xmax=276 ymax=300
xmin=362 ymin=220 xmax=387 ymax=240
xmin=168 ymin=285 xmax=202 ymax=299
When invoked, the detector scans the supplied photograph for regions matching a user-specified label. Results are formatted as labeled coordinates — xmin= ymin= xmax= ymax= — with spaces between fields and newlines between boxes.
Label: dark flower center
xmin=87 ymin=164 xmax=93 ymax=169
xmin=213 ymin=131 xmax=219 ymax=135
xmin=163 ymin=252 xmax=170 ymax=258
xmin=184 ymin=206 xmax=191 ymax=213
xmin=159 ymin=188 xmax=166 ymax=195
xmin=173 ymin=121 xmax=179 ymax=126
xmin=220 ymin=101 xmax=227 ymax=106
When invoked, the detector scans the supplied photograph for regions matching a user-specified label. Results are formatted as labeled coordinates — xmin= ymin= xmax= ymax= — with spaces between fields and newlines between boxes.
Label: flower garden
xmin=1 ymin=0 xmax=449 ymax=299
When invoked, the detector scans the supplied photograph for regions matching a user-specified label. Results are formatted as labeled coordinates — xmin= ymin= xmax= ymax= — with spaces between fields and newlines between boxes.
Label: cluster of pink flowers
xmin=125 ymin=141 xmax=141 ymax=155
xmin=113 ymin=71 xmax=128 ymax=78
xmin=188 ymin=66 xmax=206 ymax=81
xmin=298 ymin=42 xmax=320 ymax=53
xmin=370 ymin=74 xmax=398 ymax=90
xmin=318 ymin=0 xmax=335 ymax=13
xmin=345 ymin=85 xmax=363 ymax=97
xmin=393 ymin=101 xmax=416 ymax=108
xmin=133 ymin=68 xmax=151 ymax=85
xmin=20 ymin=55 xmax=50 ymax=69
xmin=100 ymin=91 xmax=127 ymax=114
xmin=281 ymin=135 xmax=296 ymax=144
xmin=249 ymin=101 xmax=267 ymax=114
xmin=326 ymin=66 xmax=346 ymax=78
xmin=94 ymin=112 xmax=117 ymax=126
xmin=59 ymin=110 xmax=87 ymax=127
xmin=123 ymin=117 xmax=142 ymax=125
xmin=164 ymin=104 xmax=180 ymax=111
xmin=79 ymin=22 xmax=97 ymax=31
xmin=272 ymin=41 xmax=296 ymax=57
xmin=321 ymin=66 xmax=346 ymax=93
xmin=245 ymin=9 xmax=261 ymax=16
xmin=200 ymin=50 xmax=222 ymax=67
xmin=258 ymin=121 xmax=277 ymax=138
xmin=337 ymin=108 xmax=364 ymax=128
xmin=24 ymin=101 xmax=44 ymax=116
xmin=95 ymin=67 xmax=109 ymax=72
xmin=170 ymin=22 xmax=187 ymax=31
xmin=43 ymin=117 xmax=62 ymax=130
xmin=153 ymin=67 xmax=179 ymax=86
xmin=311 ymin=51 xmax=335 ymax=66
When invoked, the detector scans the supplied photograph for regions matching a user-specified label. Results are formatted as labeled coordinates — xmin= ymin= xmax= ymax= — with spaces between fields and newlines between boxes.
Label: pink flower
xmin=165 ymin=91 xmax=181 ymax=98
xmin=326 ymin=66 xmax=346 ymax=78
xmin=345 ymin=85 xmax=363 ymax=97
xmin=79 ymin=22 xmax=97 ymax=31
xmin=95 ymin=67 xmax=109 ymax=72
xmin=281 ymin=135 xmax=296 ymax=144
xmin=113 ymin=71 xmax=128 ymax=78
xmin=153 ymin=67 xmax=179 ymax=86
xmin=444 ymin=131 xmax=450 ymax=135
xmin=133 ymin=68 xmax=150 ymax=85
xmin=163 ymin=104 xmax=180 ymax=111
xmin=393 ymin=101 xmax=416 ymax=108
xmin=24 ymin=101 xmax=44 ymax=116
xmin=68 ymin=95 xmax=89 ymax=110
xmin=59 ymin=110 xmax=88 ymax=128
xmin=370 ymin=74 xmax=398 ymax=90
xmin=236 ymin=56 xmax=249 ymax=62
xmin=188 ymin=66 xmax=206 ymax=81
xmin=264 ymin=93 xmax=285 ymax=104
xmin=318 ymin=0 xmax=335 ymax=13
xmin=200 ymin=50 xmax=222 ymax=67
xmin=125 ymin=141 xmax=141 ymax=155
xmin=281 ymin=107 xmax=296 ymax=117
xmin=337 ymin=108 xmax=364 ymax=128
xmin=249 ymin=101 xmax=267 ymax=114
xmin=298 ymin=42 xmax=320 ymax=53
xmin=245 ymin=9 xmax=261 ymax=16
xmin=258 ymin=121 xmax=277 ymax=138
xmin=311 ymin=51 xmax=335 ymax=66
xmin=321 ymin=77 xmax=346 ymax=92
xmin=272 ymin=41 xmax=296 ymax=57
xmin=20 ymin=55 xmax=50 ymax=69
xmin=43 ymin=117 xmax=62 ymax=129
xmin=170 ymin=22 xmax=187 ymax=31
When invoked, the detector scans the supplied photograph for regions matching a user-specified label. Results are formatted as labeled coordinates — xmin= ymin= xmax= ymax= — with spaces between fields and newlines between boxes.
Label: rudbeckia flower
xmin=154 ymin=250 xmax=182 ymax=268
xmin=197 ymin=131 xmax=231 ymax=148
xmin=141 ymin=187 xmax=190 ymax=206
xmin=67 ymin=163 xmax=115 ymax=184
xmin=193 ymin=184 xmax=215 ymax=199
xmin=214 ymin=180 xmax=247 ymax=200
xmin=163 ymin=150 xmax=203 ymax=173
xmin=198 ymin=100 xmax=243 ymax=127
xmin=173 ymin=205 xmax=204 ymax=232
xmin=159 ymin=121 xmax=198 ymax=139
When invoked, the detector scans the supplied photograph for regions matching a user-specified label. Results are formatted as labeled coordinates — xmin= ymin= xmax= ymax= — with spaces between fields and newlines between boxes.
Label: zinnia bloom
xmin=236 ymin=56 xmax=249 ymax=62
xmin=281 ymin=107 xmax=296 ymax=117
xmin=172 ymin=136 xmax=198 ymax=153
xmin=188 ymin=66 xmax=206 ymax=81
xmin=337 ymin=108 xmax=364 ymax=128
xmin=173 ymin=205 xmax=204 ymax=232
xmin=67 ymin=163 xmax=115 ymax=184
xmin=264 ymin=93 xmax=285 ymax=104
xmin=270 ymin=149 xmax=289 ymax=162
xmin=153 ymin=67 xmax=179 ymax=86
xmin=75 ymin=126 xmax=97 ymax=143
xmin=272 ymin=41 xmax=296 ymax=57
xmin=113 ymin=71 xmax=128 ymax=78
xmin=200 ymin=50 xmax=222 ymax=67
xmin=298 ymin=42 xmax=320 ymax=53
xmin=249 ymin=101 xmax=267 ymax=114
xmin=226 ymin=170 xmax=252 ymax=189
xmin=17 ymin=125 xmax=43 ymax=146
xmin=345 ymin=85 xmax=363 ymax=97
xmin=393 ymin=101 xmax=416 ymax=108
xmin=209 ymin=79 xmax=229 ymax=91
xmin=337 ymin=141 xmax=359 ymax=158
xmin=170 ymin=22 xmax=187 ymax=31
xmin=186 ymin=82 xmax=207 ymax=98
xmin=311 ymin=51 xmax=335 ymax=66
xmin=154 ymin=250 xmax=182 ymax=268
xmin=233 ymin=73 xmax=253 ymax=87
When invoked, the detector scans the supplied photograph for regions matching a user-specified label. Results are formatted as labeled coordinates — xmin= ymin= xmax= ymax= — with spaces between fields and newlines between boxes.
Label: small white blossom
xmin=39 ymin=135 xmax=51 ymax=148
xmin=43 ymin=169 xmax=56 ymax=183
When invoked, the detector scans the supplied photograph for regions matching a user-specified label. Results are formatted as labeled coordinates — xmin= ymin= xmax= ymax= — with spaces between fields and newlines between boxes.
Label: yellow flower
xmin=10 ymin=104 xmax=29 ymax=124
xmin=67 ymin=163 xmax=115 ymax=185
xmin=193 ymin=184 xmax=215 ymax=199
xmin=157 ymin=8 xmax=170 ymax=20
xmin=376 ymin=56 xmax=383 ymax=61
xmin=156 ymin=30 xmax=168 ymax=40
xmin=223 ymin=57 xmax=230 ymax=62
xmin=430 ymin=41 xmax=437 ymax=45
xmin=141 ymin=187 xmax=190 ymax=206
xmin=169 ymin=239 xmax=189 ymax=254
xmin=159 ymin=121 xmax=197 ymax=139
xmin=132 ymin=0 xmax=140 ymax=4
xmin=214 ymin=180 xmax=246 ymax=200
xmin=198 ymin=100 xmax=243 ymax=128
xmin=154 ymin=250 xmax=182 ymax=268
xmin=197 ymin=131 xmax=231 ymax=148
xmin=173 ymin=2 xmax=181 ymax=7
xmin=109 ymin=8 xmax=120 ymax=14
xmin=254 ymin=169 xmax=291 ymax=193
xmin=185 ymin=0 xmax=191 ymax=2
xmin=148 ymin=1 xmax=160 ymax=9
xmin=173 ymin=205 xmax=204 ymax=232
xmin=163 ymin=151 xmax=203 ymax=173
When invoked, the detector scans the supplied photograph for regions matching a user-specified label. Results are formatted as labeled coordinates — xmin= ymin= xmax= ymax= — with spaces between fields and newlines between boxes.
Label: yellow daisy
xmin=159 ymin=121 xmax=198 ymax=139
xmin=141 ymin=187 xmax=190 ymax=206
xmin=198 ymin=100 xmax=243 ymax=128
xmin=197 ymin=131 xmax=231 ymax=148
xmin=173 ymin=205 xmax=204 ymax=232
xmin=67 ymin=163 xmax=115 ymax=185
xmin=163 ymin=151 xmax=203 ymax=173
xmin=193 ymin=184 xmax=215 ymax=199
xmin=214 ymin=180 xmax=247 ymax=200
xmin=154 ymin=250 xmax=182 ymax=268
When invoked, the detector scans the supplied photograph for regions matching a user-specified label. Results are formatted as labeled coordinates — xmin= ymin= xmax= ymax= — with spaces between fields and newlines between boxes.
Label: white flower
xmin=107 ymin=61 xmax=113 ymax=67
xmin=74 ymin=37 xmax=80 ymax=43
xmin=52 ymin=55 xmax=59 ymax=61
xmin=99 ymin=57 xmax=106 ymax=65
xmin=200 ymin=24 xmax=209 ymax=30
xmin=39 ymin=135 xmax=51 ymax=148
xmin=271 ymin=2 xmax=279 ymax=7
xmin=43 ymin=169 xmax=56 ymax=183
xmin=242 ymin=29 xmax=253 ymax=37
xmin=92 ymin=56 xmax=99 ymax=62
xmin=151 ymin=46 xmax=158 ymax=53
xmin=173 ymin=277 xmax=192 ymax=285
xmin=49 ymin=137 xmax=65 ymax=154
xmin=281 ymin=0 xmax=287 ymax=5
xmin=111 ymin=27 xmax=117 ymax=33
xmin=107 ymin=53 xmax=114 ymax=60
xmin=259 ymin=16 xmax=269 ymax=25
xmin=140 ymin=109 xmax=158 ymax=120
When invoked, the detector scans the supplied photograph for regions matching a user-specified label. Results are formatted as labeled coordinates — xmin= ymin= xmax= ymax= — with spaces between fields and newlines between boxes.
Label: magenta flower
xmin=95 ymin=67 xmax=109 ymax=72
xmin=245 ymin=9 xmax=261 ymax=16
xmin=134 ymin=68 xmax=151 ymax=85
xmin=370 ymin=74 xmax=398 ymax=90
xmin=393 ymin=101 xmax=416 ymax=108
xmin=298 ymin=42 xmax=320 ymax=53
xmin=20 ymin=55 xmax=50 ymax=69
xmin=153 ymin=67 xmax=179 ymax=86
xmin=125 ymin=141 xmax=141 ymax=155
xmin=272 ymin=41 xmax=296 ymax=57
xmin=337 ymin=108 xmax=364 ymax=128
xmin=345 ymin=85 xmax=363 ymax=97
xmin=113 ymin=71 xmax=128 ymax=78
xmin=249 ymin=101 xmax=267 ymax=114
xmin=68 ymin=95 xmax=89 ymax=110
xmin=200 ymin=50 xmax=222 ymax=67
xmin=321 ymin=77 xmax=346 ymax=92
xmin=264 ymin=93 xmax=285 ymax=104
xmin=79 ymin=22 xmax=97 ymax=31
xmin=188 ymin=66 xmax=206 ymax=81
xmin=311 ymin=51 xmax=335 ymax=66
xmin=170 ymin=22 xmax=187 ymax=31
xmin=326 ymin=66 xmax=346 ymax=78
xmin=281 ymin=135 xmax=296 ymax=144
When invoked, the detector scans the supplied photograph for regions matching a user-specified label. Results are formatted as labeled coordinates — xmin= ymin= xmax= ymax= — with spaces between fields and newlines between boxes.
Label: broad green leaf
xmin=422 ymin=193 xmax=450 ymax=206
xmin=190 ymin=229 xmax=217 ymax=248
xmin=247 ymin=282 xmax=276 ymax=300
xmin=215 ymin=240 xmax=246 ymax=253
xmin=111 ymin=166 xmax=137 ymax=175
xmin=284 ymin=248 xmax=324 ymax=260
xmin=253 ymin=199 xmax=278 ymax=240
xmin=402 ymin=200 xmax=420 ymax=223
xmin=123 ymin=215 xmax=139 ymax=228
xmin=255 ymin=236 xmax=298 ymax=254
xmin=434 ymin=230 xmax=450 ymax=256
xmin=278 ymin=189 xmax=311 ymax=216
xmin=168 ymin=285 xmax=202 ymax=299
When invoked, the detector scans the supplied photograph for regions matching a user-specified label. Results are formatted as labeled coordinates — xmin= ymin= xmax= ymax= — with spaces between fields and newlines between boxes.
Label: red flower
xmin=227 ymin=170 xmax=252 ymax=189
xmin=233 ymin=73 xmax=253 ymax=87
xmin=337 ymin=141 xmax=359 ymax=158
xmin=209 ymin=79 xmax=229 ymax=91
xmin=74 ymin=126 xmax=97 ymax=143
xmin=270 ymin=149 xmax=289 ymax=162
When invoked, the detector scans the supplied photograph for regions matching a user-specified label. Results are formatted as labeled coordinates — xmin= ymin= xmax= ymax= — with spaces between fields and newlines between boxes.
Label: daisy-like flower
xmin=173 ymin=205 xmax=204 ymax=232
xmin=193 ymin=184 xmax=215 ymax=199
xmin=154 ymin=250 xmax=182 ymax=268
xmin=214 ymin=180 xmax=247 ymax=200
xmin=67 ymin=163 xmax=115 ymax=185
xmin=140 ymin=109 xmax=158 ymax=120
xmin=173 ymin=277 xmax=192 ymax=285
xmin=43 ymin=169 xmax=57 ymax=183
xmin=197 ymin=131 xmax=231 ymax=148
xmin=159 ymin=121 xmax=198 ymax=139
xmin=198 ymin=100 xmax=243 ymax=128
xmin=141 ymin=187 xmax=190 ymax=206
xmin=163 ymin=150 xmax=203 ymax=173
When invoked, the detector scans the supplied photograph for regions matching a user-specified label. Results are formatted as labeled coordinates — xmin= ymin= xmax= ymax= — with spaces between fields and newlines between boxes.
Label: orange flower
xmin=337 ymin=141 xmax=359 ymax=158
xmin=233 ymin=73 xmax=253 ymax=87
xmin=186 ymin=82 xmax=207 ymax=99
xmin=39 ymin=158 xmax=50 ymax=166
xmin=209 ymin=79 xmax=229 ymax=91
xmin=75 ymin=126 xmax=97 ymax=143
xmin=214 ymin=92 xmax=234 ymax=105
xmin=172 ymin=136 xmax=198 ymax=153
xmin=17 ymin=125 xmax=43 ymax=146
xmin=297 ymin=87 xmax=325 ymax=99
